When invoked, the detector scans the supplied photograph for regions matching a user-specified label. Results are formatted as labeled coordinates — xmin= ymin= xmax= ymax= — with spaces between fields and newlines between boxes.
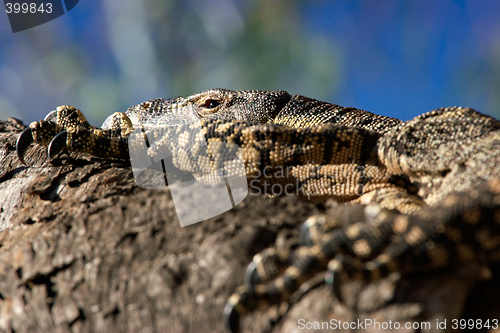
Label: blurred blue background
xmin=0 ymin=0 xmax=499 ymax=126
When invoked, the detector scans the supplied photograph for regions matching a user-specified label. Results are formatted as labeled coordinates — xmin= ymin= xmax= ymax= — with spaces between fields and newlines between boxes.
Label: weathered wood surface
xmin=0 ymin=118 xmax=498 ymax=333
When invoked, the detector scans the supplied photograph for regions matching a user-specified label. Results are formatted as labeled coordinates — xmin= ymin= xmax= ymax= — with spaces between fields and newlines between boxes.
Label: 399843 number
xmin=5 ymin=3 xmax=53 ymax=14
xmin=452 ymin=319 xmax=499 ymax=330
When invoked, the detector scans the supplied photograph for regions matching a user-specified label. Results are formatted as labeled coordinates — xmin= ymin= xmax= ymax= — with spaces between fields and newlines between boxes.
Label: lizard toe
xmin=245 ymin=248 xmax=283 ymax=288
xmin=300 ymin=214 xmax=348 ymax=246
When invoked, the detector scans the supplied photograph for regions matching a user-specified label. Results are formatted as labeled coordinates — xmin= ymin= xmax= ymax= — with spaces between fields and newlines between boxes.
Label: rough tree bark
xmin=0 ymin=118 xmax=498 ymax=333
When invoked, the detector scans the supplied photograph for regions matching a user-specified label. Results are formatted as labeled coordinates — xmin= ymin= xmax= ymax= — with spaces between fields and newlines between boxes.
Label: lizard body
xmin=16 ymin=89 xmax=500 ymax=332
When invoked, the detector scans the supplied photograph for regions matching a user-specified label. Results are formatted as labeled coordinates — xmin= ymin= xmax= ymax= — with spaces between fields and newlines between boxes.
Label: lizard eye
xmin=202 ymin=99 xmax=220 ymax=109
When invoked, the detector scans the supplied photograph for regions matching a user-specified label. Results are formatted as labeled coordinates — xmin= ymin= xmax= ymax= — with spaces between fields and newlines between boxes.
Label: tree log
xmin=0 ymin=118 xmax=498 ymax=333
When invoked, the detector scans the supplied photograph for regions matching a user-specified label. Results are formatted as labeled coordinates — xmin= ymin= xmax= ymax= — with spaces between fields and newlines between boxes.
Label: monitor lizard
xmin=16 ymin=89 xmax=500 ymax=333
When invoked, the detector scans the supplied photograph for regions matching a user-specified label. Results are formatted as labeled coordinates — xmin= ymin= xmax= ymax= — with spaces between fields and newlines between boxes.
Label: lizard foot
xmin=16 ymin=106 xmax=131 ymax=164
xmin=223 ymin=205 xmax=397 ymax=332
xmin=224 ymin=185 xmax=500 ymax=333
xmin=243 ymin=213 xmax=348 ymax=291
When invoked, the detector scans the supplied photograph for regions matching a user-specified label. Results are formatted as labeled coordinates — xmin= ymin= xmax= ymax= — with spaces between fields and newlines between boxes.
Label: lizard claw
xmin=299 ymin=219 xmax=315 ymax=246
xmin=44 ymin=110 xmax=58 ymax=122
xmin=244 ymin=261 xmax=260 ymax=290
xmin=47 ymin=130 xmax=68 ymax=161
xmin=16 ymin=127 xmax=35 ymax=166
xmin=325 ymin=256 xmax=346 ymax=302
xmin=223 ymin=302 xmax=240 ymax=333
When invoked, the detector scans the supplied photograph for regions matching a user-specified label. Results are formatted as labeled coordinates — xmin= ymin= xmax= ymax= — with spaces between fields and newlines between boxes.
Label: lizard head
xmin=184 ymin=88 xmax=292 ymax=123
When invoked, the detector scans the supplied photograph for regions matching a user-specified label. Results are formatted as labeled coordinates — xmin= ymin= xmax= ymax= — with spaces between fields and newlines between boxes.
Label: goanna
xmin=16 ymin=89 xmax=500 ymax=333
